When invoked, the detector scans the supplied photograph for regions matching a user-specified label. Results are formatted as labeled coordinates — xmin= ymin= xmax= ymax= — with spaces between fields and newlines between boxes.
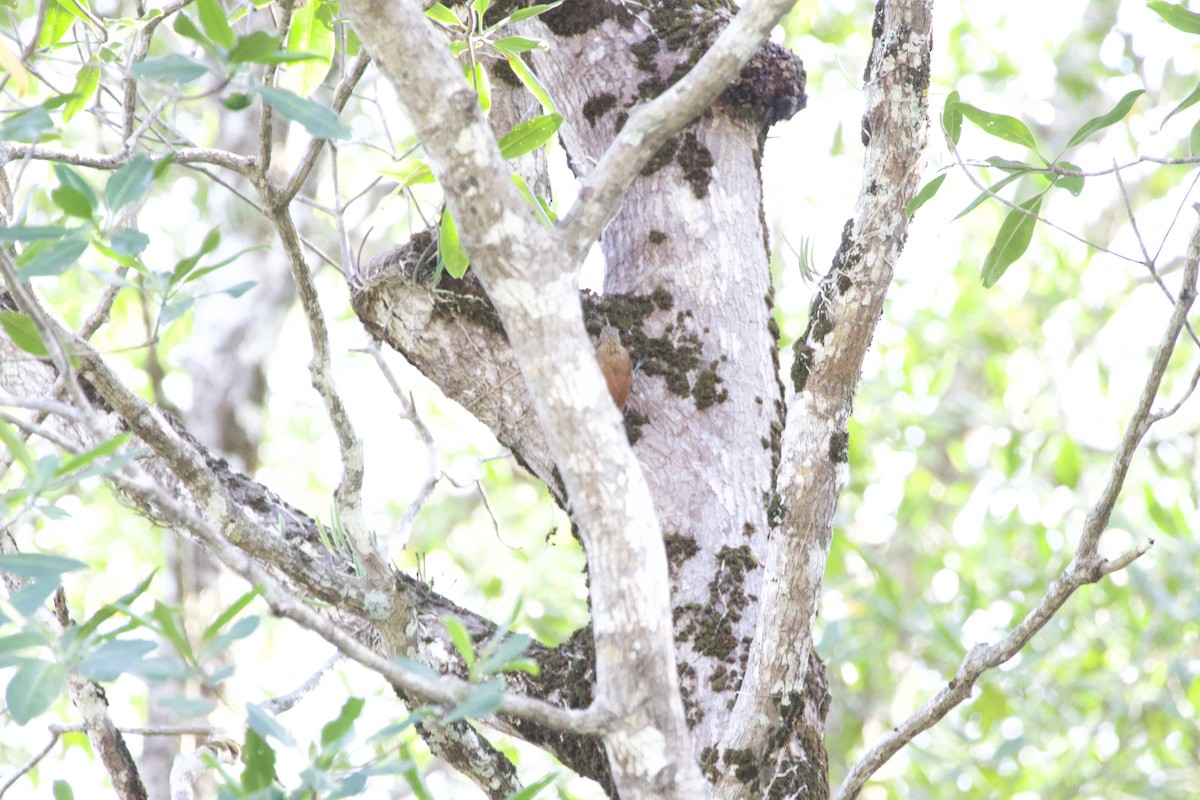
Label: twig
xmin=836 ymin=208 xmax=1200 ymax=800
xmin=261 ymin=653 xmax=343 ymax=715
xmin=277 ymin=52 xmax=372 ymax=206
xmin=355 ymin=341 xmax=438 ymax=556
xmin=261 ymin=203 xmax=384 ymax=581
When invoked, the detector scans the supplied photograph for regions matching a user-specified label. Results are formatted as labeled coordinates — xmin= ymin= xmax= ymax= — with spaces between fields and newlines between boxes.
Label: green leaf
xmin=472 ymin=0 xmax=490 ymax=20
xmin=132 ymin=55 xmax=209 ymax=85
xmin=172 ymin=226 xmax=221 ymax=284
xmin=510 ymin=173 xmax=553 ymax=227
xmin=943 ymin=90 xmax=962 ymax=146
xmin=1051 ymin=438 xmax=1082 ymax=488
xmin=0 ymin=553 xmax=89 ymax=579
xmin=1148 ymin=1 xmax=1200 ymax=34
xmin=392 ymin=657 xmax=442 ymax=682
xmin=150 ymin=600 xmax=197 ymax=666
xmin=497 ymin=113 xmax=562 ymax=159
xmin=75 ymin=571 xmax=156 ymax=642
xmin=222 ymin=92 xmax=252 ymax=110
xmin=281 ymin=0 xmax=334 ymax=97
xmin=0 ymin=106 xmax=53 ymax=142
xmin=241 ymin=728 xmax=277 ymax=791
xmin=1143 ymin=485 xmax=1179 ymax=534
xmin=0 ymin=226 xmax=69 ymax=242
xmin=217 ymin=279 xmax=256 ymax=298
xmin=952 ymin=171 xmax=1024 ymax=221
xmin=0 ymin=312 xmax=48 ymax=356
xmin=200 ymin=615 xmax=258 ymax=659
xmin=957 ymin=102 xmax=1038 ymax=150
xmin=196 ymin=0 xmax=235 ymax=49
xmin=1163 ymin=82 xmax=1200 ymax=128
xmin=202 ymin=586 xmax=263 ymax=643
xmin=905 ymin=173 xmax=945 ymax=219
xmin=438 ymin=210 xmax=470 ymax=279
xmin=17 ymin=235 xmax=89 ymax=279
xmin=172 ymin=13 xmax=211 ymax=49
xmin=504 ymin=773 xmax=557 ymax=800
xmin=480 ymin=633 xmax=532 ymax=675
xmin=0 ymin=420 xmax=35 ymax=473
xmin=229 ymin=31 xmax=323 ymax=65
xmin=256 ymin=86 xmax=350 ymax=140
xmin=8 ymin=579 xmax=60 ymax=617
xmin=1065 ymin=89 xmax=1144 ymax=149
xmin=6 ymin=658 xmax=66 ymax=724
xmin=56 ymin=431 xmax=129 ymax=476
xmin=491 ymin=36 xmax=544 ymax=55
xmin=980 ymin=195 xmax=1042 ymax=288
xmin=320 ymin=696 xmax=365 ymax=749
xmin=443 ymin=615 xmax=476 ymax=667
xmin=504 ymin=55 xmax=554 ymax=112
xmin=509 ymin=1 xmax=561 ymax=23
xmin=51 ymin=186 xmax=94 ymax=219
xmin=53 ymin=165 xmax=97 ymax=215
xmin=425 ymin=2 xmax=462 ymax=27
xmin=1053 ymin=161 xmax=1084 ymax=197
xmin=246 ymin=702 xmax=298 ymax=748
xmin=62 ymin=63 xmax=99 ymax=123
xmin=37 ymin=2 xmax=75 ymax=48
xmin=105 ymin=155 xmax=156 ymax=211
xmin=77 ymin=638 xmax=157 ymax=682
xmin=110 ymin=228 xmax=149 ymax=256
xmin=53 ymin=780 xmax=75 ymax=800
xmin=1191 ymin=118 xmax=1200 ymax=157
xmin=442 ymin=680 xmax=503 ymax=724
xmin=465 ymin=62 xmax=491 ymax=114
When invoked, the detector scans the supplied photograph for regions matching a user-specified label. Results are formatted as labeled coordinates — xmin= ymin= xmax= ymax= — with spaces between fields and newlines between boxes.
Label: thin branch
xmin=947 ymin=132 xmax=1141 ymax=265
xmin=355 ymin=341 xmax=438 ymax=555
xmin=553 ymin=0 xmax=802 ymax=268
xmin=836 ymin=208 xmax=1200 ymax=800
xmin=261 ymin=654 xmax=343 ymax=715
xmin=261 ymin=202 xmax=384 ymax=581
xmin=277 ymin=52 xmax=372 ymax=206
xmin=103 ymin=465 xmax=608 ymax=735
xmin=0 ymin=142 xmax=255 ymax=175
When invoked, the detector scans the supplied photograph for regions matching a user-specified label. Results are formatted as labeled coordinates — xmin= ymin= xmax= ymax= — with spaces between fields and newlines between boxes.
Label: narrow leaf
xmin=320 ymin=696 xmax=365 ymax=749
xmin=246 ymin=703 xmax=297 ymax=748
xmin=0 ymin=312 xmax=48 ymax=356
xmin=105 ymin=155 xmax=156 ymax=211
xmin=196 ymin=0 xmax=235 ymax=49
xmin=1065 ymin=89 xmax=1144 ymax=148
xmin=133 ymin=55 xmax=208 ymax=85
xmin=0 ymin=226 xmax=68 ymax=242
xmin=62 ymin=64 xmax=99 ymax=122
xmin=256 ymin=86 xmax=349 ymax=140
xmin=443 ymin=615 xmax=476 ymax=667
xmin=509 ymin=1 xmax=561 ymax=23
xmin=442 ymin=680 xmax=503 ymax=724
xmin=1163 ymin=81 xmax=1200 ymax=128
xmin=1148 ymin=1 xmax=1200 ymax=34
xmin=438 ymin=210 xmax=470 ymax=279
xmin=425 ymin=3 xmax=462 ymax=27
xmin=958 ymin=102 xmax=1038 ymax=150
xmin=6 ymin=659 xmax=66 ymax=724
xmin=1053 ymin=161 xmax=1084 ymax=197
xmin=504 ymin=54 xmax=554 ymax=112
xmin=17 ymin=236 xmax=89 ymax=279
xmin=241 ymin=728 xmax=277 ymax=791
xmin=202 ymin=585 xmax=262 ymax=643
xmin=0 ymin=106 xmax=53 ymax=142
xmin=504 ymin=773 xmax=557 ymax=800
xmin=943 ymin=90 xmax=962 ymax=146
xmin=905 ymin=173 xmax=945 ymax=219
xmin=981 ymin=195 xmax=1043 ymax=288
xmin=0 ymin=553 xmax=89 ymax=579
xmin=952 ymin=171 xmax=1024 ymax=221
xmin=282 ymin=0 xmax=334 ymax=97
xmin=497 ymin=113 xmax=562 ymax=159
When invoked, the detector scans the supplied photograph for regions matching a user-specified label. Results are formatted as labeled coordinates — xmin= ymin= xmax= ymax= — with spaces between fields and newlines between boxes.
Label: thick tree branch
xmin=715 ymin=2 xmax=933 ymax=796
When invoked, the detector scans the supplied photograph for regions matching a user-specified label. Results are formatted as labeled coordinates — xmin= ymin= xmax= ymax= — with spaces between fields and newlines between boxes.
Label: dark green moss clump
xmin=677 ymin=131 xmax=714 ymax=199
xmin=663 ymin=532 xmax=699 ymax=574
xmin=582 ymin=92 xmax=618 ymax=127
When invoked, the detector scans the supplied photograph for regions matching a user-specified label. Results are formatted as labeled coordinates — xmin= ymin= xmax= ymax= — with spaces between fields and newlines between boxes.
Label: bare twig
xmin=261 ymin=653 xmax=343 ymax=715
xmin=261 ymin=203 xmax=384 ymax=581
xmin=836 ymin=208 xmax=1200 ymax=800
xmin=277 ymin=52 xmax=372 ymax=206
xmin=355 ymin=341 xmax=438 ymax=556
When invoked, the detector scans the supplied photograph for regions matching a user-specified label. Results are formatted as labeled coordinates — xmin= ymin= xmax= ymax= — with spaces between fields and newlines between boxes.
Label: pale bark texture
xmin=0 ymin=0 xmax=938 ymax=797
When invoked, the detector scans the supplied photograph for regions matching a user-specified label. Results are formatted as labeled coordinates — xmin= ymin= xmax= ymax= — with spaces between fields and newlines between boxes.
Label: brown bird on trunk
xmin=596 ymin=325 xmax=632 ymax=411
